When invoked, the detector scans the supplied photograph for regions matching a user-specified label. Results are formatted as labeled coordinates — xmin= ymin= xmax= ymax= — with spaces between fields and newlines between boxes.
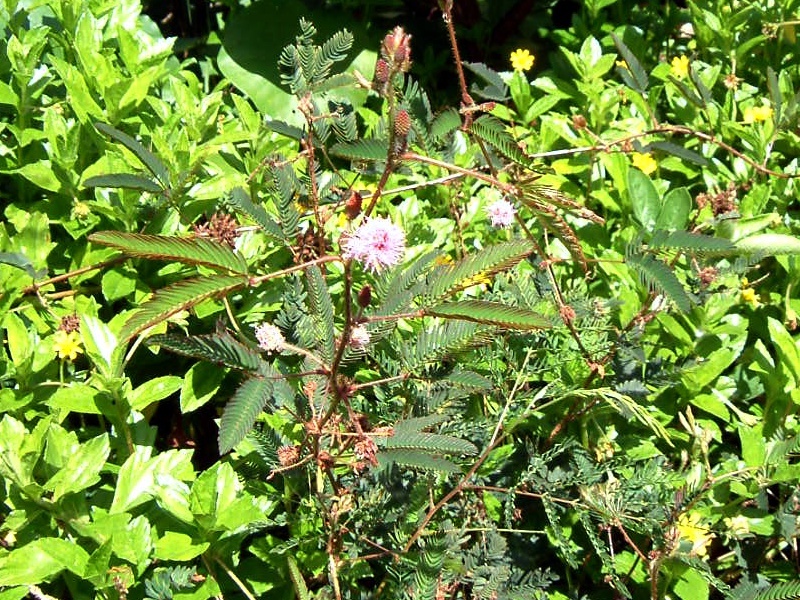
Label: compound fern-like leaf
xmin=147 ymin=330 xmax=264 ymax=373
xmin=419 ymin=240 xmax=534 ymax=305
xmin=425 ymin=300 xmax=552 ymax=330
xmin=89 ymin=232 xmax=248 ymax=275
xmin=470 ymin=114 xmax=531 ymax=167
xmin=305 ymin=265 xmax=335 ymax=361
xmin=219 ymin=376 xmax=274 ymax=454
xmin=330 ymin=138 xmax=388 ymax=162
xmin=626 ymin=252 xmax=693 ymax=312
xmin=385 ymin=431 xmax=478 ymax=455
xmin=377 ymin=449 xmax=460 ymax=473
xmin=121 ymin=275 xmax=247 ymax=340
xmin=225 ymin=187 xmax=283 ymax=240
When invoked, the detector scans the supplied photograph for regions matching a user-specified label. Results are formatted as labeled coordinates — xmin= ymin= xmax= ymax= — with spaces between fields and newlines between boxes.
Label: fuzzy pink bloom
xmin=350 ymin=325 xmax=371 ymax=350
xmin=486 ymin=199 xmax=517 ymax=228
xmin=254 ymin=323 xmax=285 ymax=352
xmin=342 ymin=217 xmax=406 ymax=272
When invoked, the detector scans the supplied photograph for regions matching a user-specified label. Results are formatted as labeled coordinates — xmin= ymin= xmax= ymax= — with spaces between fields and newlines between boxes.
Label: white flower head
xmin=486 ymin=198 xmax=517 ymax=228
xmin=350 ymin=324 xmax=371 ymax=350
xmin=254 ymin=322 xmax=285 ymax=353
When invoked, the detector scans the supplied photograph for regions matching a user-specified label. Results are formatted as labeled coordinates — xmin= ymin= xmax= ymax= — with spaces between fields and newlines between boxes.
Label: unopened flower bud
xmin=374 ymin=58 xmax=390 ymax=84
xmin=358 ymin=285 xmax=372 ymax=308
xmin=344 ymin=190 xmax=362 ymax=220
xmin=394 ymin=109 xmax=411 ymax=136
xmin=381 ymin=26 xmax=412 ymax=72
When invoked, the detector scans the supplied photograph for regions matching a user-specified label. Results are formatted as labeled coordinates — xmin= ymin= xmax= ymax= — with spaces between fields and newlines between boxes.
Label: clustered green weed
xmin=1 ymin=0 xmax=800 ymax=599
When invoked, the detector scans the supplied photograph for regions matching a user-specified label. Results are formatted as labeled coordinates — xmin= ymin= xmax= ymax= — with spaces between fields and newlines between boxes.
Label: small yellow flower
xmin=676 ymin=512 xmax=714 ymax=557
xmin=53 ymin=330 xmax=83 ymax=361
xmin=743 ymin=104 xmax=774 ymax=124
xmin=740 ymin=287 xmax=760 ymax=308
xmin=670 ymin=55 xmax=690 ymax=79
xmin=740 ymin=278 xmax=760 ymax=308
xmin=631 ymin=152 xmax=658 ymax=175
xmin=510 ymin=48 xmax=535 ymax=72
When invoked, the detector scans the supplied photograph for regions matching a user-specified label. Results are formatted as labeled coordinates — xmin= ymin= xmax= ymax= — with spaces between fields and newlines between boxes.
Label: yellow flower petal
xmin=631 ymin=152 xmax=658 ymax=176
xmin=510 ymin=48 xmax=535 ymax=72
xmin=743 ymin=104 xmax=773 ymax=124
xmin=670 ymin=55 xmax=690 ymax=79
xmin=677 ymin=512 xmax=714 ymax=557
xmin=53 ymin=330 xmax=83 ymax=362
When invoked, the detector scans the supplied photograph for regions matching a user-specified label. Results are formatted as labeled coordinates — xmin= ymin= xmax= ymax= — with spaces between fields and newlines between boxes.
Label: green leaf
xmin=43 ymin=433 xmax=110 ymax=501
xmin=219 ymin=377 xmax=274 ymax=454
xmin=420 ymin=239 xmax=534 ymax=304
xmin=429 ymin=108 xmax=461 ymax=142
xmin=180 ymin=362 xmax=226 ymax=413
xmin=735 ymin=233 xmax=800 ymax=256
xmin=669 ymin=75 xmax=705 ymax=108
xmin=377 ymin=449 xmax=460 ymax=473
xmin=46 ymin=384 xmax=104 ymax=415
xmin=0 ymin=252 xmax=43 ymax=279
xmin=330 ymin=138 xmax=387 ymax=161
xmin=89 ymin=232 xmax=248 ymax=275
xmin=81 ymin=315 xmax=125 ymax=378
xmin=226 ymin=186 xmax=283 ymax=239
xmin=153 ymin=532 xmax=209 ymax=561
xmin=129 ymin=376 xmax=183 ymax=411
xmin=121 ymin=275 xmax=247 ymax=340
xmin=655 ymin=187 xmax=692 ymax=231
xmin=190 ymin=462 xmax=239 ymax=527
xmin=626 ymin=252 xmax=693 ymax=312
xmin=648 ymin=141 xmax=709 ymax=167
xmin=0 ymin=538 xmax=90 ymax=585
xmin=470 ymin=114 xmax=532 ymax=167
xmin=384 ymin=431 xmax=478 ymax=455
xmin=306 ymin=265 xmax=335 ymax=361
xmin=95 ymin=122 xmax=170 ymax=187
xmin=463 ymin=62 xmax=508 ymax=101
xmin=767 ymin=317 xmax=800 ymax=386
xmin=14 ymin=160 xmax=62 ymax=192
xmin=425 ymin=300 xmax=552 ymax=330
xmin=611 ymin=33 xmax=649 ymax=92
xmin=110 ymin=448 xmax=195 ymax=515
xmin=83 ymin=173 xmax=163 ymax=193
xmin=101 ymin=267 xmax=137 ymax=302
xmin=148 ymin=330 xmax=265 ymax=373
xmin=627 ymin=168 xmax=660 ymax=231
xmin=648 ymin=230 xmax=735 ymax=253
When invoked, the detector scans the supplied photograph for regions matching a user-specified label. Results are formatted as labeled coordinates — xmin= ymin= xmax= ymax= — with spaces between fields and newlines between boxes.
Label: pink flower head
xmin=342 ymin=217 xmax=405 ymax=272
xmin=486 ymin=198 xmax=517 ymax=228
xmin=254 ymin=322 xmax=285 ymax=352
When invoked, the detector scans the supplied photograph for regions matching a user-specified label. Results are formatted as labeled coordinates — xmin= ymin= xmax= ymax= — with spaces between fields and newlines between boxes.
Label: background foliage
xmin=2 ymin=0 xmax=800 ymax=599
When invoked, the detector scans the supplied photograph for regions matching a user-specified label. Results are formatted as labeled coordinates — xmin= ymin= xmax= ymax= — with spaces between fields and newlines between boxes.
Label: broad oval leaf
xmin=735 ymin=233 xmax=800 ymax=256
xmin=83 ymin=173 xmax=163 ymax=193
xmin=627 ymin=168 xmax=660 ymax=232
xmin=89 ymin=232 xmax=248 ymax=275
